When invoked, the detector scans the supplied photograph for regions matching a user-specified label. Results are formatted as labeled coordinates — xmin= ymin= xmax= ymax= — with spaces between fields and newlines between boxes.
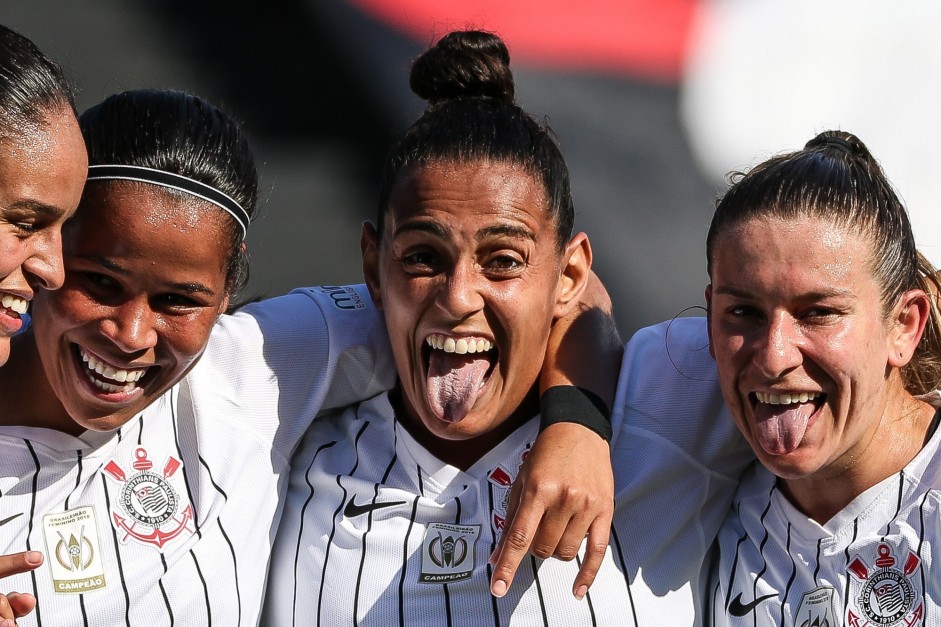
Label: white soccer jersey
xmin=264 ymin=316 xmax=754 ymax=626
xmin=0 ymin=285 xmax=395 ymax=627
xmin=708 ymin=399 xmax=941 ymax=627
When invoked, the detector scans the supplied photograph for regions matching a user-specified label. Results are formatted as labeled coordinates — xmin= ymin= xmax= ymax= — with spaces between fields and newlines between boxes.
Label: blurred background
xmin=6 ymin=0 xmax=940 ymax=336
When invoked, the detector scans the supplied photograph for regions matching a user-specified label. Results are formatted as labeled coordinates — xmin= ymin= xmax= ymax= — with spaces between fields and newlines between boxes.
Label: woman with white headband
xmin=0 ymin=88 xmax=617 ymax=626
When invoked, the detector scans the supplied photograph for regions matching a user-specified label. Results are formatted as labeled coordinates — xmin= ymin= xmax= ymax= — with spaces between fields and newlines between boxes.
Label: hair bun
xmin=410 ymin=30 xmax=515 ymax=105
xmin=805 ymin=130 xmax=870 ymax=159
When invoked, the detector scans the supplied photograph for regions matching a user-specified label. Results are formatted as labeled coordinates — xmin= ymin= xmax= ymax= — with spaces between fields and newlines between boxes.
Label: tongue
xmin=754 ymin=402 xmax=815 ymax=455
xmin=427 ymin=351 xmax=491 ymax=423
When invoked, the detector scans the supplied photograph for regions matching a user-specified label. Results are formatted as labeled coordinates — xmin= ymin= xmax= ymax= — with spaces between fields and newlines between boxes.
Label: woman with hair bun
xmin=705 ymin=130 xmax=941 ymax=625
xmin=264 ymin=29 xmax=694 ymax=626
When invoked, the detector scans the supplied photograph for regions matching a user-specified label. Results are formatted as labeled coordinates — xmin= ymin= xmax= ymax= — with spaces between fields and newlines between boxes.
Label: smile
xmin=754 ymin=391 xmax=821 ymax=405
xmin=423 ymin=333 xmax=497 ymax=423
xmin=0 ymin=293 xmax=28 ymax=315
xmin=77 ymin=346 xmax=148 ymax=394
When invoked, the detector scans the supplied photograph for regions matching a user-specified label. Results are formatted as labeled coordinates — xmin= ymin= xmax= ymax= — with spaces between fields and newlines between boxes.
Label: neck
xmin=780 ymin=388 xmax=937 ymax=524
xmin=0 ymin=331 xmax=82 ymax=435
xmin=393 ymin=386 xmax=539 ymax=471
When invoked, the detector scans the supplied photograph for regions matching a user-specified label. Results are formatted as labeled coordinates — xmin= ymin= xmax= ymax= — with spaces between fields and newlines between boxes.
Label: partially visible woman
xmin=0 ymin=23 xmax=86 ymax=624
xmin=0 ymin=24 xmax=85 ymax=365
xmin=705 ymin=131 xmax=941 ymax=625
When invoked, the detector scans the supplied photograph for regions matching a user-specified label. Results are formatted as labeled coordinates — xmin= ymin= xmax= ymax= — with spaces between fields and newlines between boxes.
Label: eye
xmin=399 ymin=249 xmax=442 ymax=275
xmin=481 ymin=250 xmax=526 ymax=278
xmin=81 ymin=272 xmax=119 ymax=291
xmin=14 ymin=221 xmax=39 ymax=234
xmin=727 ymin=304 xmax=760 ymax=318
xmin=154 ymin=293 xmax=205 ymax=310
xmin=800 ymin=307 xmax=840 ymax=322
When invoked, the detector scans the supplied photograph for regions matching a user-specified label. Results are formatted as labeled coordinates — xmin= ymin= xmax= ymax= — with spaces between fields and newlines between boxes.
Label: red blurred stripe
xmin=348 ymin=0 xmax=697 ymax=82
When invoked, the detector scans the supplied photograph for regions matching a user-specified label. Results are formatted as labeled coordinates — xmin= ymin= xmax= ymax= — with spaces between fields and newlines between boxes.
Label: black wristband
xmin=539 ymin=385 xmax=613 ymax=442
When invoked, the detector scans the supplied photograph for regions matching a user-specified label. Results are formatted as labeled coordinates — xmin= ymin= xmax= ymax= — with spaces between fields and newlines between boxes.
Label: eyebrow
xmin=78 ymin=254 xmax=217 ymax=297
xmin=8 ymin=200 xmax=67 ymax=219
xmin=476 ymin=223 xmax=536 ymax=242
xmin=712 ymin=285 xmax=857 ymax=301
xmin=392 ymin=220 xmax=536 ymax=243
xmin=392 ymin=220 xmax=448 ymax=239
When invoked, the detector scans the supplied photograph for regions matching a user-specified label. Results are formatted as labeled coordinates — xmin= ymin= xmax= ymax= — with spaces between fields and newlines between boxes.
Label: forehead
xmin=0 ymin=107 xmax=86 ymax=199
xmin=713 ymin=215 xmax=876 ymax=288
xmin=388 ymin=161 xmax=549 ymax=226
xmin=69 ymin=181 xmax=232 ymax=267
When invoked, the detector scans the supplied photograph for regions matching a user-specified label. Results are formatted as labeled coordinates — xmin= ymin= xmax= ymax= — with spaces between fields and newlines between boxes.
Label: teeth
xmin=755 ymin=391 xmax=820 ymax=405
xmin=426 ymin=334 xmax=493 ymax=354
xmin=78 ymin=347 xmax=146 ymax=390
xmin=0 ymin=294 xmax=28 ymax=315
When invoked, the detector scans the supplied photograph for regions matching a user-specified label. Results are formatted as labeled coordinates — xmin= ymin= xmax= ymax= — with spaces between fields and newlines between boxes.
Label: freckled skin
xmin=707 ymin=216 xmax=934 ymax=520
xmin=0 ymin=108 xmax=87 ymax=365
xmin=362 ymin=161 xmax=588 ymax=468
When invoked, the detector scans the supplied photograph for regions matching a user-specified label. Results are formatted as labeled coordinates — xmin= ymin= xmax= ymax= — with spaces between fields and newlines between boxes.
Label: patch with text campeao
xmin=103 ymin=446 xmax=195 ymax=549
xmin=419 ymin=522 xmax=480 ymax=583
xmin=846 ymin=542 xmax=923 ymax=627
xmin=43 ymin=506 xmax=107 ymax=594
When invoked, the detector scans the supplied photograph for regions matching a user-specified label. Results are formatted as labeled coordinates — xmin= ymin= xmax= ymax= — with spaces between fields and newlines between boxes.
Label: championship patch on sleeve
xmin=43 ymin=506 xmax=107 ymax=594
xmin=315 ymin=285 xmax=367 ymax=310
xmin=418 ymin=522 xmax=480 ymax=584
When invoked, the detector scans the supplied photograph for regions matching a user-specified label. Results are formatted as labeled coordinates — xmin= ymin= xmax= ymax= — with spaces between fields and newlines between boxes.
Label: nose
xmin=436 ymin=259 xmax=484 ymax=320
xmin=99 ymin=297 xmax=159 ymax=354
xmin=753 ymin=311 xmax=803 ymax=378
xmin=22 ymin=230 xmax=66 ymax=290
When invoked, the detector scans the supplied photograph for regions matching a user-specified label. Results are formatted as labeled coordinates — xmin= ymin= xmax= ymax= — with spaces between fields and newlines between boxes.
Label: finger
xmin=0 ymin=552 xmax=43 ymax=579
xmin=489 ymin=497 xmax=546 ymax=598
xmin=571 ymin=512 xmax=613 ymax=600
xmin=0 ymin=594 xmax=13 ymax=621
xmin=527 ymin=503 xmax=573 ymax=560
xmin=6 ymin=592 xmax=36 ymax=619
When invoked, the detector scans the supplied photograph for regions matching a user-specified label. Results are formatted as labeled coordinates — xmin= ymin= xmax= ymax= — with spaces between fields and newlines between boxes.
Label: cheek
xmin=164 ymin=315 xmax=218 ymax=364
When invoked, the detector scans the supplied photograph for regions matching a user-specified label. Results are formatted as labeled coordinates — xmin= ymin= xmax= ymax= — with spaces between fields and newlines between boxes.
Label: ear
xmin=705 ymin=284 xmax=716 ymax=359
xmin=887 ymin=289 xmax=930 ymax=368
xmin=360 ymin=221 xmax=383 ymax=310
xmin=553 ymin=232 xmax=592 ymax=319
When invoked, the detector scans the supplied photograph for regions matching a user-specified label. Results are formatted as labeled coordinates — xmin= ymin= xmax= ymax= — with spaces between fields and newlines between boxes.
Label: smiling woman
xmin=263 ymin=30 xmax=631 ymax=626
xmin=0 ymin=89 xmax=397 ymax=625
xmin=704 ymin=131 xmax=941 ymax=625
xmin=0 ymin=24 xmax=86 ymax=367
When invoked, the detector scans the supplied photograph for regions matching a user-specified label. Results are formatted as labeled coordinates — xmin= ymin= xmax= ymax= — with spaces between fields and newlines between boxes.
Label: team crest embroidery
xmin=42 ymin=506 xmax=107 ymax=594
xmin=846 ymin=543 xmax=923 ymax=627
xmin=103 ymin=447 xmax=194 ymax=549
xmin=487 ymin=448 xmax=529 ymax=534
xmin=418 ymin=522 xmax=480 ymax=583
xmin=794 ymin=586 xmax=836 ymax=627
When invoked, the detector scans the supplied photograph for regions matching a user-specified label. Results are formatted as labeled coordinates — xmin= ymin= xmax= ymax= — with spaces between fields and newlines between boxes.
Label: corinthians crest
xmin=104 ymin=447 xmax=194 ymax=549
xmin=846 ymin=543 xmax=923 ymax=627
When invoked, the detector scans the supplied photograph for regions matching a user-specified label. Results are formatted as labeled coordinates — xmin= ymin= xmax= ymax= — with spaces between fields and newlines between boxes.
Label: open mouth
xmin=750 ymin=390 xmax=825 ymax=456
xmin=423 ymin=333 xmax=498 ymax=423
xmin=75 ymin=345 xmax=149 ymax=395
xmin=0 ymin=294 xmax=28 ymax=316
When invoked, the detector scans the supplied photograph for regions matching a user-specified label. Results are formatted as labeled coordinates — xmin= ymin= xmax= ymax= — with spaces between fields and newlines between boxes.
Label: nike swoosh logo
xmin=0 ymin=513 xmax=23 ymax=527
xmin=728 ymin=592 xmax=777 ymax=617
xmin=344 ymin=498 xmax=406 ymax=518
